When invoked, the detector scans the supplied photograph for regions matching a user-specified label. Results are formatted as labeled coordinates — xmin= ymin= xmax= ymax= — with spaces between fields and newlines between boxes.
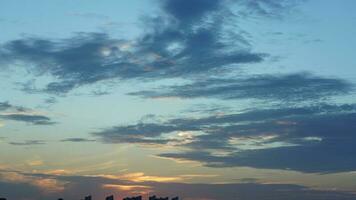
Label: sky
xmin=0 ymin=0 xmax=356 ymax=199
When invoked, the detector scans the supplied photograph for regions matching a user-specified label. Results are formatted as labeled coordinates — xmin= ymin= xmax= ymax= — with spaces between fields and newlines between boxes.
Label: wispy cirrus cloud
xmin=235 ymin=0 xmax=305 ymax=18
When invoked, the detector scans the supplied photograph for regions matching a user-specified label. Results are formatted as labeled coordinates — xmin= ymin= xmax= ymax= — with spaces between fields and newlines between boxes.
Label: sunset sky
xmin=1 ymin=0 xmax=356 ymax=199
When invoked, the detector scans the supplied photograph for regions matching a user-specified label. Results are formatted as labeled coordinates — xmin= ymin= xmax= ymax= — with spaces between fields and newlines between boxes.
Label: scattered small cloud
xmin=9 ymin=140 xmax=46 ymax=146
xmin=60 ymin=138 xmax=96 ymax=142
xmin=0 ymin=101 xmax=56 ymax=125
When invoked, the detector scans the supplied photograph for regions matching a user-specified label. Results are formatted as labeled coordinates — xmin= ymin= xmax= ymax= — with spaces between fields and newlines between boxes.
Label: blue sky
xmin=1 ymin=1 xmax=356 ymax=200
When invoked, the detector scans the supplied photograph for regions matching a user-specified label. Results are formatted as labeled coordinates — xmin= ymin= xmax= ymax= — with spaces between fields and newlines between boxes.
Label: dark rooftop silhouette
xmin=123 ymin=196 xmax=142 ymax=200
xmin=0 ymin=195 xmax=180 ymax=200
xmin=106 ymin=195 xmax=114 ymax=200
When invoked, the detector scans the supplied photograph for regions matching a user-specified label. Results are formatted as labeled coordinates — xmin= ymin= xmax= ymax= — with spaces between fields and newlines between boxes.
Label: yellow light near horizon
xmin=103 ymin=184 xmax=151 ymax=191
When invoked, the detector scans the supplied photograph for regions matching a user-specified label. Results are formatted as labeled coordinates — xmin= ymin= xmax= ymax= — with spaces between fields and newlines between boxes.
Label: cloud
xmin=92 ymin=123 xmax=192 ymax=145
xmin=98 ymin=172 xmax=184 ymax=183
xmin=158 ymin=111 xmax=356 ymax=173
xmin=0 ymin=171 xmax=66 ymax=196
xmin=150 ymin=182 xmax=356 ymax=200
xmin=0 ymin=0 xmax=266 ymax=94
xmin=0 ymin=113 xmax=55 ymax=125
xmin=0 ymin=170 xmax=356 ymax=200
xmin=9 ymin=140 xmax=46 ymax=146
xmin=0 ymin=101 xmax=56 ymax=125
xmin=44 ymin=97 xmax=57 ymax=104
xmin=161 ymin=0 xmax=222 ymax=24
xmin=60 ymin=138 xmax=96 ymax=142
xmin=93 ymin=104 xmax=356 ymax=173
xmin=236 ymin=0 xmax=305 ymax=18
xmin=0 ymin=180 xmax=42 ymax=200
xmin=0 ymin=102 xmax=12 ymax=111
xmin=161 ymin=0 xmax=302 ymax=22
xmin=129 ymin=72 xmax=352 ymax=102
xmin=102 ymin=184 xmax=152 ymax=193
xmin=158 ymin=136 xmax=356 ymax=173
xmin=26 ymin=159 xmax=44 ymax=167
xmin=0 ymin=101 xmax=25 ymax=112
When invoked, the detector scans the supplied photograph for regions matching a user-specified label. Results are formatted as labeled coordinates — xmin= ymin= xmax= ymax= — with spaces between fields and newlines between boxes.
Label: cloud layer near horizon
xmin=1 ymin=170 xmax=356 ymax=200
xmin=92 ymin=104 xmax=356 ymax=173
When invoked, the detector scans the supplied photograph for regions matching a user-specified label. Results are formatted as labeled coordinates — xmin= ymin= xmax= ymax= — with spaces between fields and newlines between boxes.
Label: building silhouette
xmin=0 ymin=194 xmax=178 ymax=200
xmin=123 ymin=196 xmax=142 ymax=200
xmin=84 ymin=195 xmax=92 ymax=200
xmin=106 ymin=195 xmax=114 ymax=200
xmin=149 ymin=196 xmax=177 ymax=200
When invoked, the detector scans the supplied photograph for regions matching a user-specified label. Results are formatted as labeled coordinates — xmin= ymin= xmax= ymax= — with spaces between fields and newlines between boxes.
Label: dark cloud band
xmin=92 ymin=104 xmax=356 ymax=173
xmin=129 ymin=72 xmax=352 ymax=102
